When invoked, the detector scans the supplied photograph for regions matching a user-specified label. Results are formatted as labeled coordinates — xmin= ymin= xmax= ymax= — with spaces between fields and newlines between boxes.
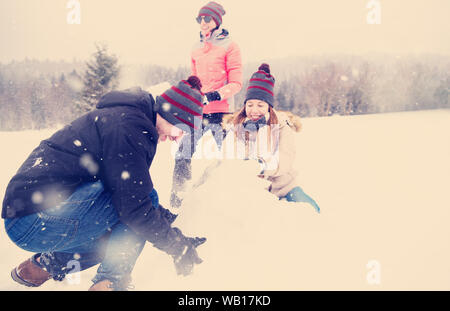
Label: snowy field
xmin=0 ymin=109 xmax=449 ymax=291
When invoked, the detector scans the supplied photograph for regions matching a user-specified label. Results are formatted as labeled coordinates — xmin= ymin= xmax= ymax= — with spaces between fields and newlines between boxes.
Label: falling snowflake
xmin=80 ymin=154 xmax=99 ymax=175
xmin=32 ymin=157 xmax=43 ymax=168
xmin=31 ymin=191 xmax=44 ymax=204
xmin=162 ymin=103 xmax=171 ymax=112
xmin=121 ymin=171 xmax=130 ymax=180
xmin=340 ymin=75 xmax=349 ymax=82
xmin=73 ymin=140 xmax=82 ymax=147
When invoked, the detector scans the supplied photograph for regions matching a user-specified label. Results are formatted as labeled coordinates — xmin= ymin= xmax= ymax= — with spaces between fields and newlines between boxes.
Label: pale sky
xmin=1 ymin=0 xmax=449 ymax=68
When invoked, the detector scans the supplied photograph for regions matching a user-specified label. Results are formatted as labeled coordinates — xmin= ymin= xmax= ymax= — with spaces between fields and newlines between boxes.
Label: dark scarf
xmin=242 ymin=116 xmax=267 ymax=132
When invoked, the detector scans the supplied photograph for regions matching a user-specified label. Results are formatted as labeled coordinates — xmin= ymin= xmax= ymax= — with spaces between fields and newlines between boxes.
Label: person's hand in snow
xmin=173 ymin=237 xmax=207 ymax=276
xmin=256 ymin=155 xmax=279 ymax=178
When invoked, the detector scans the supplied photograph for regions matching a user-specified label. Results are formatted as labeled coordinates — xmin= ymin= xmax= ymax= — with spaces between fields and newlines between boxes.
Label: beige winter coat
xmin=222 ymin=110 xmax=302 ymax=198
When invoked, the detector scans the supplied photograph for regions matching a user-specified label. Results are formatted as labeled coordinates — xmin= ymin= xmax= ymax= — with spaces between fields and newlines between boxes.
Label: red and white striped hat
xmin=198 ymin=2 xmax=226 ymax=27
xmin=155 ymin=76 xmax=204 ymax=130
xmin=245 ymin=64 xmax=276 ymax=107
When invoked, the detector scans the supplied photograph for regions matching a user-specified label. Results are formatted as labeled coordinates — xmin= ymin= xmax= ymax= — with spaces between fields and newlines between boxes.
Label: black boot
xmin=171 ymin=158 xmax=192 ymax=208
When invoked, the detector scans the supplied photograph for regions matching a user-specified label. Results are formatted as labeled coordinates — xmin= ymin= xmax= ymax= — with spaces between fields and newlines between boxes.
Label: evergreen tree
xmin=79 ymin=44 xmax=120 ymax=113
xmin=275 ymin=81 xmax=288 ymax=110
xmin=174 ymin=66 xmax=190 ymax=84
xmin=69 ymin=69 xmax=82 ymax=81
xmin=0 ymin=71 xmax=5 ymax=129
xmin=0 ymin=70 xmax=4 ymax=95
xmin=30 ymin=75 xmax=48 ymax=129
xmin=433 ymin=77 xmax=449 ymax=108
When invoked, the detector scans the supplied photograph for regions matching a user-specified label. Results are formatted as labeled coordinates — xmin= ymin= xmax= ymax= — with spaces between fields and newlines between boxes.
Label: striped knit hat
xmin=155 ymin=76 xmax=204 ymax=130
xmin=245 ymin=63 xmax=275 ymax=107
xmin=198 ymin=2 xmax=226 ymax=27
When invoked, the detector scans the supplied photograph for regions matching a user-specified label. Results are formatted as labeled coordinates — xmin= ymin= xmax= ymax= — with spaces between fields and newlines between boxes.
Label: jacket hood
xmin=96 ymin=87 xmax=156 ymax=122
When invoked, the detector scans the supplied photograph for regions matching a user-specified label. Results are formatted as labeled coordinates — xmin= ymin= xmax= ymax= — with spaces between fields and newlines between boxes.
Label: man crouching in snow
xmin=1 ymin=76 xmax=206 ymax=291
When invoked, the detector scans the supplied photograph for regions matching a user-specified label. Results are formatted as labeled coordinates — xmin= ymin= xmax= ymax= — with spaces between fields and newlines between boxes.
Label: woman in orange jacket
xmin=171 ymin=1 xmax=243 ymax=208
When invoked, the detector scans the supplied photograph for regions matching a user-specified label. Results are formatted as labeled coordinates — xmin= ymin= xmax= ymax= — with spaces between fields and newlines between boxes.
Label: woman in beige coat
xmin=222 ymin=64 xmax=320 ymax=213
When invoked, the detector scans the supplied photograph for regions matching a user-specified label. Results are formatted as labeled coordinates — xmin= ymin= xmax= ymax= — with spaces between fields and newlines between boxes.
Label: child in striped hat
xmin=222 ymin=64 xmax=321 ymax=213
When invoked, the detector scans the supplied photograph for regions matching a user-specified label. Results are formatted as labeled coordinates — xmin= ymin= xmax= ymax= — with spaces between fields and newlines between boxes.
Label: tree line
xmin=0 ymin=46 xmax=448 ymax=131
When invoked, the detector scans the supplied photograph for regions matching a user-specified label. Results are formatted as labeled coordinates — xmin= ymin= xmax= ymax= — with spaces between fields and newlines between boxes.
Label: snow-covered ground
xmin=1 ymin=109 xmax=449 ymax=290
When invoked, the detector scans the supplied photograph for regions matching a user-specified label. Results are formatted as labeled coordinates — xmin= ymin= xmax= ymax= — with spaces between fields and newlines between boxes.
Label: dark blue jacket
xmin=2 ymin=89 xmax=182 ymax=254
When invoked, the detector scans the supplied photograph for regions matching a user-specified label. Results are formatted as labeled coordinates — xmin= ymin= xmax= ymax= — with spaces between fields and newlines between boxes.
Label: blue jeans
xmin=4 ymin=181 xmax=153 ymax=287
xmin=282 ymin=186 xmax=321 ymax=213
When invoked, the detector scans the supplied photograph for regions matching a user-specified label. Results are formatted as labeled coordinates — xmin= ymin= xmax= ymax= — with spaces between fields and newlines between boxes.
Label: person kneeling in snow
xmin=222 ymin=64 xmax=320 ymax=213
xmin=1 ymin=77 xmax=206 ymax=291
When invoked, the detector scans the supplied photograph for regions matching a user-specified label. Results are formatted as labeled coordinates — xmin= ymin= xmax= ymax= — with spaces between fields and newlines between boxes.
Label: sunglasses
xmin=196 ymin=15 xmax=213 ymax=24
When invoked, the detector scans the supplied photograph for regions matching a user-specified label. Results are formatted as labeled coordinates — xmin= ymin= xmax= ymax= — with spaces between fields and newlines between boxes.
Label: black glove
xmin=205 ymin=91 xmax=221 ymax=102
xmin=173 ymin=237 xmax=207 ymax=276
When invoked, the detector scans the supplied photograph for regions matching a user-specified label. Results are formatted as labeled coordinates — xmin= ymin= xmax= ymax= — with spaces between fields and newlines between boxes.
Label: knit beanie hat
xmin=245 ymin=63 xmax=275 ymax=107
xmin=198 ymin=2 xmax=226 ymax=27
xmin=155 ymin=76 xmax=204 ymax=130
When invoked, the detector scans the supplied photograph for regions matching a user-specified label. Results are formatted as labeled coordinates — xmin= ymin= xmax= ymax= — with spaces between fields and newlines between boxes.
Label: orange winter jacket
xmin=191 ymin=27 xmax=243 ymax=114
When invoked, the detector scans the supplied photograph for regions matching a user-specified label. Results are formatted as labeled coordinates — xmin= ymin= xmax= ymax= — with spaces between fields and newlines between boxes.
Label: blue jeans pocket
xmin=10 ymin=213 xmax=79 ymax=252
